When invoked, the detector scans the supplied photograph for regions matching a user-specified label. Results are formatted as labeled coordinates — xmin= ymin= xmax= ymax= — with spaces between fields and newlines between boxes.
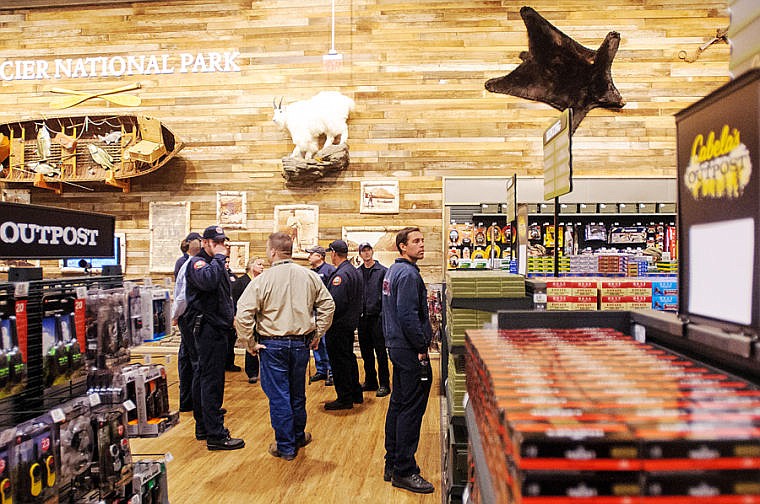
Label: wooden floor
xmin=129 ymin=353 xmax=443 ymax=503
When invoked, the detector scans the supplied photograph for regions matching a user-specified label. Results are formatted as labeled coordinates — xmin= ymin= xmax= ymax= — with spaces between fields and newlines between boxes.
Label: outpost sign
xmin=0 ymin=50 xmax=241 ymax=81
xmin=0 ymin=202 xmax=114 ymax=259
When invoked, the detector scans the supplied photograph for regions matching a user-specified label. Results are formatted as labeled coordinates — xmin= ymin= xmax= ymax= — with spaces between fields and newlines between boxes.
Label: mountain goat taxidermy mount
xmin=272 ymin=91 xmax=355 ymax=159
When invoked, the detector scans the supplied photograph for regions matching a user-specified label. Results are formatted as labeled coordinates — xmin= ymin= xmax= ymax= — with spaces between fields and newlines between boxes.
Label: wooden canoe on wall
xmin=0 ymin=114 xmax=183 ymax=193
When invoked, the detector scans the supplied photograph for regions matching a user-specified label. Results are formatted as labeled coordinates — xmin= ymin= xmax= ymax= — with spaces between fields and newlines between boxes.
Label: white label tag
xmin=463 ymin=391 xmax=469 ymax=410
xmin=89 ymin=393 xmax=102 ymax=407
xmin=633 ymin=323 xmax=646 ymax=343
xmin=14 ymin=282 xmax=29 ymax=298
xmin=123 ymin=400 xmax=137 ymax=411
xmin=76 ymin=286 xmax=88 ymax=299
xmin=534 ymin=292 xmax=547 ymax=303
xmin=50 ymin=408 xmax=66 ymax=423
xmin=164 ymin=451 xmax=174 ymax=463
xmin=0 ymin=428 xmax=16 ymax=446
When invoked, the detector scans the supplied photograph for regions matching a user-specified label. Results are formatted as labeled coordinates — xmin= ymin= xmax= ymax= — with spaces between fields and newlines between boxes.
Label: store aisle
xmin=130 ymin=354 xmax=442 ymax=503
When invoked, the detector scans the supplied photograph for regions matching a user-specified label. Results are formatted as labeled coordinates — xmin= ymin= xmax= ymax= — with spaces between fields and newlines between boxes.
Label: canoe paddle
xmin=49 ymin=82 xmax=142 ymax=109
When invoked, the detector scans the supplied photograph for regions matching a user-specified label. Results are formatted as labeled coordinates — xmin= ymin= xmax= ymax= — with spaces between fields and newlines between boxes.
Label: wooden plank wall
xmin=0 ymin=0 xmax=729 ymax=282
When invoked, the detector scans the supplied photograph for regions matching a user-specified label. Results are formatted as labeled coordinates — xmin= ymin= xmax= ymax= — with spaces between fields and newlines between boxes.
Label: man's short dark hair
xmin=268 ymin=232 xmax=293 ymax=255
xmin=180 ymin=240 xmax=190 ymax=254
xmin=396 ymin=227 xmax=421 ymax=253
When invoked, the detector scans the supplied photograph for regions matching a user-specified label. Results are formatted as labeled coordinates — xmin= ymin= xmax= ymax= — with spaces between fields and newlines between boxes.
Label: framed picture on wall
xmin=342 ymin=226 xmax=405 ymax=267
xmin=149 ymin=201 xmax=190 ymax=273
xmin=217 ymin=191 xmax=247 ymax=229
xmin=360 ymin=180 xmax=399 ymax=214
xmin=273 ymin=204 xmax=319 ymax=259
xmin=227 ymin=241 xmax=249 ymax=274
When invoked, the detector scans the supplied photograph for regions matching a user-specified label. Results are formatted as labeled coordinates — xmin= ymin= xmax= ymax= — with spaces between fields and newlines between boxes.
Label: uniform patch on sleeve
xmin=193 ymin=260 xmax=207 ymax=270
xmin=332 ymin=276 xmax=342 ymax=286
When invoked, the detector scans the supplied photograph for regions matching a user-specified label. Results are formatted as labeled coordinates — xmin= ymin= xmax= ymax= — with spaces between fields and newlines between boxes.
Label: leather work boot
xmin=392 ymin=473 xmax=434 ymax=494
xmin=376 ymin=386 xmax=391 ymax=397
xmin=207 ymin=435 xmax=245 ymax=451
xmin=268 ymin=443 xmax=295 ymax=461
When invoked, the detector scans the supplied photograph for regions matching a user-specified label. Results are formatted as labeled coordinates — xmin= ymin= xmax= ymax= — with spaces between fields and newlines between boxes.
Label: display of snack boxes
xmin=464 ymin=328 xmax=760 ymax=504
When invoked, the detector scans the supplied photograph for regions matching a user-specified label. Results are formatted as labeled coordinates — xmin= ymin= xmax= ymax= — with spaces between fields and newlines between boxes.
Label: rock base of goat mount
xmin=281 ymin=144 xmax=350 ymax=186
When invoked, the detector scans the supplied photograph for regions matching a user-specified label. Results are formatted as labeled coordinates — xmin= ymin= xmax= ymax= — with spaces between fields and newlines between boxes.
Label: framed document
xmin=149 ymin=201 xmax=190 ymax=273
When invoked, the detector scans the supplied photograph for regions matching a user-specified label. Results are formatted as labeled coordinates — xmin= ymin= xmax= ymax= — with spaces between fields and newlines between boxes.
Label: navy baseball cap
xmin=202 ymin=225 xmax=227 ymax=241
xmin=185 ymin=232 xmax=202 ymax=242
xmin=326 ymin=239 xmax=348 ymax=254
xmin=358 ymin=242 xmax=373 ymax=251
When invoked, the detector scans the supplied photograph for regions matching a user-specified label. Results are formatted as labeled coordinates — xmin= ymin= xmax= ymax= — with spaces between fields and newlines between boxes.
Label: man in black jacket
xmin=231 ymin=256 xmax=264 ymax=383
xmin=183 ymin=225 xmax=244 ymax=451
xmin=323 ymin=239 xmax=363 ymax=410
xmin=357 ymin=242 xmax=390 ymax=397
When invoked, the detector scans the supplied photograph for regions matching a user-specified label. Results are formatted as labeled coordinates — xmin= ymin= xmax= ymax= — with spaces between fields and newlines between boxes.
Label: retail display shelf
xmin=464 ymin=400 xmax=497 ymax=504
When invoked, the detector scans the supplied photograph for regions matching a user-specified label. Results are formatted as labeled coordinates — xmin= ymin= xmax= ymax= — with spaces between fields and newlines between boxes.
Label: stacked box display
xmin=464 ymin=328 xmax=760 ymax=504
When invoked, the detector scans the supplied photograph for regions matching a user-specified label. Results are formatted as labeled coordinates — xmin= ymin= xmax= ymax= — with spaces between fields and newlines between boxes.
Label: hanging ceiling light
xmin=322 ymin=0 xmax=343 ymax=71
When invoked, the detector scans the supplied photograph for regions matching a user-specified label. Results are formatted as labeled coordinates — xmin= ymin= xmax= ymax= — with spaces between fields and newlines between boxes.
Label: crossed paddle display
xmin=49 ymin=82 xmax=142 ymax=109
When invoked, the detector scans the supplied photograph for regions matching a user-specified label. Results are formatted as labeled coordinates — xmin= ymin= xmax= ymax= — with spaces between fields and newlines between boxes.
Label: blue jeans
xmin=312 ymin=335 xmax=331 ymax=374
xmin=260 ymin=338 xmax=310 ymax=456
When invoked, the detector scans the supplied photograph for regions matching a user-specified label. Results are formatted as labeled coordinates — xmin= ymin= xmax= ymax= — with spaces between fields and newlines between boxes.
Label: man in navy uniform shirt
xmin=323 ymin=239 xmax=363 ymax=410
xmin=183 ymin=225 xmax=244 ymax=451
xmin=381 ymin=227 xmax=434 ymax=493
xmin=306 ymin=245 xmax=335 ymax=385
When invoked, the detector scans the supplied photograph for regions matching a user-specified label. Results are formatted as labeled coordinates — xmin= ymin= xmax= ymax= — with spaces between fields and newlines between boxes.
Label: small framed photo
xmin=360 ymin=180 xmax=399 ymax=214
xmin=227 ymin=241 xmax=249 ymax=274
xmin=217 ymin=191 xmax=247 ymax=229
xmin=273 ymin=204 xmax=319 ymax=259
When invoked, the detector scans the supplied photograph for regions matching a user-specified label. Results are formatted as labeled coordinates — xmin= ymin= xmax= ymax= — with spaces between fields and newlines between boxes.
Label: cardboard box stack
xmin=464 ymin=328 xmax=760 ymax=504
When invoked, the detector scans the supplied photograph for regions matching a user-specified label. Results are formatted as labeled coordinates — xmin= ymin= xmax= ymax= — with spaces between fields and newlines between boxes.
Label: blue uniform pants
xmin=384 ymin=347 xmax=432 ymax=477
xmin=190 ymin=317 xmax=228 ymax=439
xmin=326 ymin=328 xmax=361 ymax=404
xmin=259 ymin=338 xmax=310 ymax=457
xmin=177 ymin=337 xmax=195 ymax=410
xmin=358 ymin=314 xmax=389 ymax=388
xmin=312 ymin=335 xmax=331 ymax=374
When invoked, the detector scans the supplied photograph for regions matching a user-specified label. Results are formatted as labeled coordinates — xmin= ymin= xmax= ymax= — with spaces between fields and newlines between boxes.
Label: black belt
xmin=260 ymin=334 xmax=307 ymax=341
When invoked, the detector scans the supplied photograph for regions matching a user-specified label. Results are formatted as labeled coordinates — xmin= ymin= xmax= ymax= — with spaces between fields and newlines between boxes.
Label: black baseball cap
xmin=326 ymin=239 xmax=348 ymax=254
xmin=358 ymin=242 xmax=373 ymax=251
xmin=202 ymin=225 xmax=227 ymax=241
xmin=305 ymin=245 xmax=326 ymax=257
xmin=185 ymin=232 xmax=202 ymax=242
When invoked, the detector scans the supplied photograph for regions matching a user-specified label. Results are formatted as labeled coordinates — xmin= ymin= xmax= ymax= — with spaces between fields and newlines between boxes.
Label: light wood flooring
xmin=129 ymin=353 xmax=443 ymax=503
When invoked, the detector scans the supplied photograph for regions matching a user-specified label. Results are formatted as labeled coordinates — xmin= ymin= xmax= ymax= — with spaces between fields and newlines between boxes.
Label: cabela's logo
xmin=684 ymin=125 xmax=752 ymax=200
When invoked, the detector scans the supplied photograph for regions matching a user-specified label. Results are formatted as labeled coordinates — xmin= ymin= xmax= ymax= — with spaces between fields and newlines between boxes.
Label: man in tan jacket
xmin=235 ymin=232 xmax=335 ymax=460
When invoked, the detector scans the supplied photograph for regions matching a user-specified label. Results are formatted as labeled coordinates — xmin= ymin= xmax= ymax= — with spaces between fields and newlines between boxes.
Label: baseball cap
xmin=202 ymin=225 xmax=227 ymax=241
xmin=326 ymin=239 xmax=348 ymax=254
xmin=305 ymin=245 xmax=326 ymax=257
xmin=185 ymin=232 xmax=202 ymax=242
xmin=358 ymin=242 xmax=373 ymax=251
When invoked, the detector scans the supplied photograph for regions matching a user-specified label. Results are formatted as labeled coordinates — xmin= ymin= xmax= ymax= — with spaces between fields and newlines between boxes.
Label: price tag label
xmin=14 ymin=282 xmax=29 ymax=298
xmin=0 ymin=428 xmax=16 ymax=446
xmin=50 ymin=408 xmax=66 ymax=423
xmin=88 ymin=393 xmax=102 ymax=407
xmin=123 ymin=400 xmax=137 ymax=411
xmin=534 ymin=292 xmax=547 ymax=303
xmin=164 ymin=451 xmax=174 ymax=463
xmin=76 ymin=286 xmax=88 ymax=299
xmin=633 ymin=323 xmax=646 ymax=343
